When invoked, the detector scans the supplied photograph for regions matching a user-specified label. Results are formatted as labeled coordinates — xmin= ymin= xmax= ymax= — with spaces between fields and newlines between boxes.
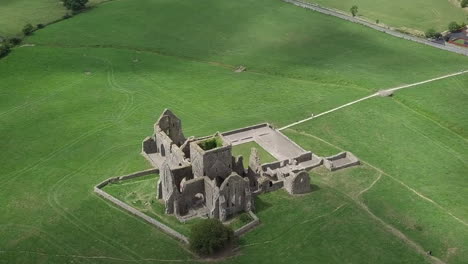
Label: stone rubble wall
xmin=323 ymin=151 xmax=360 ymax=171
xmin=94 ymin=174 xmax=189 ymax=244
xmin=118 ymin=168 xmax=159 ymax=181
xmin=234 ymin=211 xmax=260 ymax=236
xmin=221 ymin=123 xmax=270 ymax=137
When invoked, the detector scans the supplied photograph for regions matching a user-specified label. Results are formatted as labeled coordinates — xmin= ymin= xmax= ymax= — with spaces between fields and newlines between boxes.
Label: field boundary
xmin=233 ymin=211 xmax=260 ymax=236
xmin=94 ymin=168 xmax=190 ymax=244
xmin=279 ymin=70 xmax=468 ymax=130
xmin=281 ymin=0 xmax=468 ymax=56
xmin=94 ymin=168 xmax=261 ymax=244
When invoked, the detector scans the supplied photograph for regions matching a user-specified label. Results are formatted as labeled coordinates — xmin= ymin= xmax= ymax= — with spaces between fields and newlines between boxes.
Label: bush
xmin=22 ymin=23 xmax=34 ymax=36
xmin=189 ymin=219 xmax=235 ymax=256
xmin=425 ymin=28 xmax=437 ymax=38
xmin=63 ymin=0 xmax=89 ymax=12
xmin=448 ymin=21 xmax=462 ymax=32
xmin=63 ymin=13 xmax=72 ymax=19
xmin=0 ymin=43 xmax=11 ymax=58
xmin=350 ymin=5 xmax=358 ymax=17
xmin=9 ymin=37 xmax=22 ymax=46
xmin=376 ymin=19 xmax=379 ymax=24
xmin=425 ymin=28 xmax=441 ymax=39
xmin=37 ymin=24 xmax=45 ymax=29
xmin=461 ymin=0 xmax=468 ymax=8
xmin=239 ymin=213 xmax=251 ymax=224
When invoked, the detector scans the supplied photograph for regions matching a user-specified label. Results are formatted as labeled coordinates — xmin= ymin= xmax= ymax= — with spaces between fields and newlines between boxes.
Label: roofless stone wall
xmin=94 ymin=168 xmax=260 ymax=244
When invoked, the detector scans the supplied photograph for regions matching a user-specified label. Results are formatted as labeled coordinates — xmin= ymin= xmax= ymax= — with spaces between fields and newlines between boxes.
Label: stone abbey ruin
xmin=141 ymin=109 xmax=361 ymax=222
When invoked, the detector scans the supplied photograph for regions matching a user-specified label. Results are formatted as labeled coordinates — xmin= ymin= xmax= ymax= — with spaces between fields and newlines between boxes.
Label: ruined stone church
xmin=142 ymin=109 xmax=314 ymax=222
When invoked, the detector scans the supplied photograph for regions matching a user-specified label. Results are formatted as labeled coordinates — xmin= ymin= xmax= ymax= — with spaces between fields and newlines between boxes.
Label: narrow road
xmin=281 ymin=0 xmax=468 ymax=56
xmin=279 ymin=70 xmax=468 ymax=130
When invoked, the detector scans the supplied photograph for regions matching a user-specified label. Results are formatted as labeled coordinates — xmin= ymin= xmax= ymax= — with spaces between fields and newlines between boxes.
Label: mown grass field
xmin=0 ymin=0 xmax=467 ymax=263
xmin=305 ymin=0 xmax=468 ymax=32
xmin=0 ymin=0 xmax=106 ymax=38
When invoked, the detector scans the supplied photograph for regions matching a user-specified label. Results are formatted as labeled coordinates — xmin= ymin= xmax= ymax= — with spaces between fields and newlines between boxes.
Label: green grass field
xmin=0 ymin=0 xmax=106 ymax=38
xmin=232 ymin=142 xmax=277 ymax=167
xmin=305 ymin=0 xmax=468 ymax=32
xmin=0 ymin=0 xmax=467 ymax=263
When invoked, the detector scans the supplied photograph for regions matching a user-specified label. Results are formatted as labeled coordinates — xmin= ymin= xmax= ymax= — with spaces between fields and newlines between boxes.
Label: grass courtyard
xmin=231 ymin=142 xmax=277 ymax=167
xmin=0 ymin=0 xmax=467 ymax=263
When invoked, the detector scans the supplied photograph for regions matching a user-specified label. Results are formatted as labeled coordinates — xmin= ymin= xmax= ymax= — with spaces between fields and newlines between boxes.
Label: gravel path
xmin=279 ymin=70 xmax=468 ymax=130
xmin=282 ymin=0 xmax=468 ymax=56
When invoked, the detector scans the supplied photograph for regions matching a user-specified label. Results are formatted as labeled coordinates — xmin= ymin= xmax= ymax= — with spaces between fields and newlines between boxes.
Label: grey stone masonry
xmin=323 ymin=151 xmax=360 ymax=171
xmin=233 ymin=211 xmax=260 ymax=236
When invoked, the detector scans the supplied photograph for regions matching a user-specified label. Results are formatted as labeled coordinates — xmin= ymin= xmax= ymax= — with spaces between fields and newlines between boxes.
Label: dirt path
xmin=279 ymin=70 xmax=468 ymax=130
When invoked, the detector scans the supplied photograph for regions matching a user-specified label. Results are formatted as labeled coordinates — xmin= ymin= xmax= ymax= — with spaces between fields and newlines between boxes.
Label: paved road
xmin=282 ymin=0 xmax=468 ymax=56
xmin=279 ymin=70 xmax=468 ymax=130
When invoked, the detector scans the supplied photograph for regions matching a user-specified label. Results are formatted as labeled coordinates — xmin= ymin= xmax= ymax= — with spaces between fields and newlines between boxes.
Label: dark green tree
xmin=448 ymin=21 xmax=461 ymax=32
xmin=350 ymin=5 xmax=358 ymax=17
xmin=425 ymin=28 xmax=437 ymax=38
xmin=0 ymin=43 xmax=11 ymax=58
xmin=461 ymin=0 xmax=468 ymax=8
xmin=189 ymin=219 xmax=235 ymax=256
xmin=63 ymin=0 xmax=89 ymax=12
xmin=22 ymin=23 xmax=34 ymax=36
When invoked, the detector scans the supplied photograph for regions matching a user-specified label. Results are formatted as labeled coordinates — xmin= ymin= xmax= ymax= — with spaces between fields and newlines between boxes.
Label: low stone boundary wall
xmin=234 ymin=211 xmax=260 ymax=236
xmin=323 ymin=152 xmax=360 ymax=171
xmin=221 ymin=123 xmax=270 ymax=137
xmin=260 ymin=152 xmax=315 ymax=172
xmin=94 ymin=169 xmax=189 ymax=244
xmin=118 ymin=168 xmax=159 ymax=181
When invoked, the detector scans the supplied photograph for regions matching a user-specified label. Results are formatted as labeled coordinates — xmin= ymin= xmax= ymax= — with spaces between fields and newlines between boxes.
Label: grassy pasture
xmin=284 ymin=75 xmax=468 ymax=263
xmin=0 ymin=0 xmax=106 ymax=38
xmin=25 ymin=0 xmax=468 ymax=89
xmin=305 ymin=0 xmax=468 ymax=32
xmin=0 ymin=0 xmax=467 ymax=263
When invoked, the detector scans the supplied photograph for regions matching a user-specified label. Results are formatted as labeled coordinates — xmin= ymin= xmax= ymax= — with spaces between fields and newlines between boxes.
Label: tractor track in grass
xmin=0 ymin=122 xmax=115 ymax=188
xmin=29 ymin=43 xmax=374 ymax=95
xmin=393 ymin=98 xmax=468 ymax=143
xmin=0 ymin=250 xmax=188 ymax=263
xmin=286 ymin=129 xmax=468 ymax=228
xmin=47 ymin=143 xmax=144 ymax=262
xmin=0 ymin=76 xmax=91 ymax=119
xmin=0 ymin=224 xmax=89 ymax=264
xmin=237 ymin=203 xmax=347 ymax=249
xmin=301 ymin=151 xmax=447 ymax=264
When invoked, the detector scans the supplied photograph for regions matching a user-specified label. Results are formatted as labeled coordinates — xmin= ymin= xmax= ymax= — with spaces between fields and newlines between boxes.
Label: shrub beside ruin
xmin=189 ymin=219 xmax=235 ymax=256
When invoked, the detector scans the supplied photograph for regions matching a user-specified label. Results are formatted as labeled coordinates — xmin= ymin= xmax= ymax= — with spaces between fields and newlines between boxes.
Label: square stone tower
xmin=190 ymin=134 xmax=233 ymax=180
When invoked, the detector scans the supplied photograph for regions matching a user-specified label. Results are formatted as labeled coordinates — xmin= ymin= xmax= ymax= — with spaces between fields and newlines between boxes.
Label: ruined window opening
xmin=269 ymin=181 xmax=273 ymax=187
xmin=160 ymin=144 xmax=165 ymax=157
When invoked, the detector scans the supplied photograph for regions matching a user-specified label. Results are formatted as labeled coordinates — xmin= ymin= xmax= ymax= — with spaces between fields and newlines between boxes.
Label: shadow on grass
xmin=254 ymin=195 xmax=273 ymax=214
xmin=310 ymin=183 xmax=320 ymax=192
